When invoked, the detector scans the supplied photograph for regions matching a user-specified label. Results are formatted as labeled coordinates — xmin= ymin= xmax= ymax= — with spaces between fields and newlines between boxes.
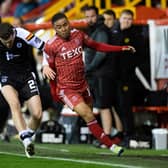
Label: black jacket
xmin=84 ymin=17 xmax=118 ymax=78
xmin=110 ymin=21 xmax=146 ymax=82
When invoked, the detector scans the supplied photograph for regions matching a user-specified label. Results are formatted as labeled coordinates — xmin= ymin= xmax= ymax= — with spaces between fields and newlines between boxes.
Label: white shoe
xmin=110 ymin=144 xmax=124 ymax=156
xmin=23 ymin=138 xmax=35 ymax=158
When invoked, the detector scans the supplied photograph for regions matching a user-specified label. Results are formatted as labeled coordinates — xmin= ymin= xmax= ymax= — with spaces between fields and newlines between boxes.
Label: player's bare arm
xmin=42 ymin=65 xmax=56 ymax=80
xmin=42 ymin=51 xmax=56 ymax=80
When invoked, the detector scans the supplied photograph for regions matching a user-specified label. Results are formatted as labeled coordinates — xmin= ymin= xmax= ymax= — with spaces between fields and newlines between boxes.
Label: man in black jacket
xmin=110 ymin=9 xmax=147 ymax=147
xmin=84 ymin=6 xmax=121 ymax=146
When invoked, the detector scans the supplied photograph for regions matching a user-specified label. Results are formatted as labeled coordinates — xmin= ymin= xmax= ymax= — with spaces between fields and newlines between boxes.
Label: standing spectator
xmin=110 ymin=9 xmax=145 ymax=147
xmin=102 ymin=9 xmax=124 ymax=137
xmin=14 ymin=0 xmax=38 ymax=17
xmin=83 ymin=6 xmax=122 ymax=147
xmin=0 ymin=22 xmax=45 ymax=157
xmin=42 ymin=12 xmax=135 ymax=156
xmin=103 ymin=9 xmax=116 ymax=29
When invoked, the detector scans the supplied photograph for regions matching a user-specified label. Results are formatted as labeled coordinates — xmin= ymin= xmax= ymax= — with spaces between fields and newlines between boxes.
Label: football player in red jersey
xmin=42 ymin=12 xmax=135 ymax=156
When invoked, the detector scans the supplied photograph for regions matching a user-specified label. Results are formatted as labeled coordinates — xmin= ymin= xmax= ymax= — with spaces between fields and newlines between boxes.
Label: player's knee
xmin=80 ymin=110 xmax=95 ymax=122
xmin=32 ymin=109 xmax=42 ymax=121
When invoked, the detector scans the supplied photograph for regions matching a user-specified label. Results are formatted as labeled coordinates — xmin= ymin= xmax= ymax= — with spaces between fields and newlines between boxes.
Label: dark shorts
xmin=88 ymin=76 xmax=117 ymax=108
xmin=0 ymin=72 xmax=39 ymax=101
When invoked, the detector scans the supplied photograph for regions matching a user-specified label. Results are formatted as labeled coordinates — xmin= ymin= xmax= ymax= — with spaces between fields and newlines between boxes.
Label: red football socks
xmin=87 ymin=119 xmax=121 ymax=148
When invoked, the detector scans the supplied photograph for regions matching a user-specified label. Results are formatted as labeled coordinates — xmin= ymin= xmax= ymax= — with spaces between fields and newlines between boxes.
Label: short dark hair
xmin=0 ymin=22 xmax=14 ymax=40
xmin=51 ymin=12 xmax=68 ymax=25
xmin=120 ymin=9 xmax=134 ymax=17
xmin=84 ymin=5 xmax=99 ymax=15
xmin=103 ymin=9 xmax=116 ymax=19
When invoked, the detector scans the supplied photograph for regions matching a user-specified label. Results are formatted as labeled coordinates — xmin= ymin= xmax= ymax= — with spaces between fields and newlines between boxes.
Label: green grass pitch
xmin=0 ymin=140 xmax=168 ymax=168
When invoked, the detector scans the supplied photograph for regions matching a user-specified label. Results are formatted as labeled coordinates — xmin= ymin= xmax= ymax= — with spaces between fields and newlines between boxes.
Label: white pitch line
xmin=0 ymin=151 xmax=144 ymax=168
xmin=35 ymin=145 xmax=70 ymax=152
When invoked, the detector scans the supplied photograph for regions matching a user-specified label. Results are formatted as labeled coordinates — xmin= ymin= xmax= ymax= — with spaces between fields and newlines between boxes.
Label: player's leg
xmin=1 ymin=85 xmax=34 ymax=157
xmin=97 ymin=77 xmax=114 ymax=136
xmin=1 ymin=85 xmax=27 ymax=131
xmin=19 ymin=95 xmax=42 ymax=158
xmin=60 ymin=88 xmax=124 ymax=156
xmin=26 ymin=95 xmax=42 ymax=131
xmin=58 ymin=89 xmax=123 ymax=156
xmin=20 ymin=73 xmax=42 ymax=157
xmin=74 ymin=102 xmax=124 ymax=156
xmin=100 ymin=108 xmax=112 ymax=135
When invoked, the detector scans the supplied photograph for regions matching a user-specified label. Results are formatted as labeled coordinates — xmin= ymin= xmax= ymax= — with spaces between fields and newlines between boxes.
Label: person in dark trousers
xmin=110 ymin=9 xmax=146 ymax=147
xmin=102 ymin=9 xmax=124 ymax=138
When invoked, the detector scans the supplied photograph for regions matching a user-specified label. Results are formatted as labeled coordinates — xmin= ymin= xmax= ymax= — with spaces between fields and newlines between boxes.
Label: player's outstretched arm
xmin=85 ymin=37 xmax=136 ymax=53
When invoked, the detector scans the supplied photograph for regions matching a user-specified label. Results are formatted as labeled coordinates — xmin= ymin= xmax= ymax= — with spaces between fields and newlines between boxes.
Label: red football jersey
xmin=44 ymin=29 xmax=88 ymax=91
xmin=44 ymin=28 xmax=125 ymax=93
